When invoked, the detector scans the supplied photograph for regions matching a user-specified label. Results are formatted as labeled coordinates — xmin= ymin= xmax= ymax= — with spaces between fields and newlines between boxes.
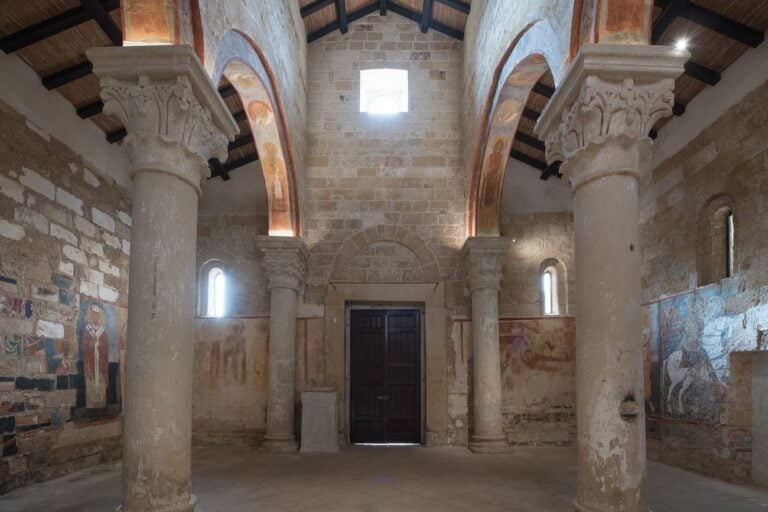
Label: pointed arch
xmin=468 ymin=20 xmax=566 ymax=237
xmin=212 ymin=30 xmax=301 ymax=236
xmin=120 ymin=0 xmax=205 ymax=61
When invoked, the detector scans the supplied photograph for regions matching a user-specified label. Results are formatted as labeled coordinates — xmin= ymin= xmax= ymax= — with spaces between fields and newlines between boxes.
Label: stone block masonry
xmin=0 ymin=99 xmax=130 ymax=494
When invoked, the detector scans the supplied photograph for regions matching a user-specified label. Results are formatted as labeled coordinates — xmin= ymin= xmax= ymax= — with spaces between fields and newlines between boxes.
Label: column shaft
xmin=265 ymin=286 xmax=299 ymax=447
xmin=470 ymin=286 xmax=505 ymax=443
xmin=123 ymin=172 xmax=199 ymax=512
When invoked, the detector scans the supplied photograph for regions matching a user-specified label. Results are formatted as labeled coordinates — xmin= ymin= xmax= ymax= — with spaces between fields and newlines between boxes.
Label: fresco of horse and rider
xmin=643 ymin=284 xmax=768 ymax=424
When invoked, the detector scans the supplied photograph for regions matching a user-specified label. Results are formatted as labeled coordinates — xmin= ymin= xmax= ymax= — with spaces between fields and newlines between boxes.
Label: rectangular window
xmin=360 ymin=69 xmax=408 ymax=114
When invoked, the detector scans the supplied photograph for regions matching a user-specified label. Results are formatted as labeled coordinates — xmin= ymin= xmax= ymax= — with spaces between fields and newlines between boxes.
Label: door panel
xmin=350 ymin=309 xmax=421 ymax=444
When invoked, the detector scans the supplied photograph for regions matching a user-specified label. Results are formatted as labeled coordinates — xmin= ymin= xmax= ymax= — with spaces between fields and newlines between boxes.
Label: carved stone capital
xmin=87 ymin=46 xmax=238 ymax=194
xmin=258 ymin=236 xmax=308 ymax=292
xmin=461 ymin=237 xmax=511 ymax=292
xmin=536 ymin=44 xmax=688 ymax=190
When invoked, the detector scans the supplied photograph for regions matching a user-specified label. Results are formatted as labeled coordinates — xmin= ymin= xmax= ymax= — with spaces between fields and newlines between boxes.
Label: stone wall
xmin=0 ymin=100 xmax=131 ymax=493
xmin=304 ymin=12 xmax=465 ymax=304
xmin=640 ymin=80 xmax=768 ymax=482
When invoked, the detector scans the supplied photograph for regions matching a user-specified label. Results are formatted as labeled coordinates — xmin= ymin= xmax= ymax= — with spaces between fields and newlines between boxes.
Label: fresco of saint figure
xmin=223 ymin=322 xmax=247 ymax=385
xmin=82 ymin=303 xmax=110 ymax=407
xmin=477 ymin=138 xmax=506 ymax=234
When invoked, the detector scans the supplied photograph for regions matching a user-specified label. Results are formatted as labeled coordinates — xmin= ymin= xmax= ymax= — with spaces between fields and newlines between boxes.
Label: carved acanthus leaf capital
xmin=461 ymin=237 xmax=511 ymax=292
xmin=543 ymin=76 xmax=675 ymax=165
xmin=258 ymin=236 xmax=309 ymax=291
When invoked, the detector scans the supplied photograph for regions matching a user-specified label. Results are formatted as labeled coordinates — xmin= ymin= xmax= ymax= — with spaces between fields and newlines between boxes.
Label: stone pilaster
xmin=536 ymin=44 xmax=687 ymax=512
xmin=257 ymin=236 xmax=308 ymax=452
xmin=461 ymin=236 xmax=512 ymax=453
xmin=88 ymin=46 xmax=237 ymax=512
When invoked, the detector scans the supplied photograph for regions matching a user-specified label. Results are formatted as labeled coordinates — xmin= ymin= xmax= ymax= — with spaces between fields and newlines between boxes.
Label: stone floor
xmin=2 ymin=446 xmax=768 ymax=512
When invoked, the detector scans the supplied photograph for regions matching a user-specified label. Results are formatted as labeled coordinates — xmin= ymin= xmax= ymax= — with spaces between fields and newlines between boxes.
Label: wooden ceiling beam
xmin=79 ymin=0 xmax=122 ymax=46
xmin=653 ymin=0 xmax=764 ymax=48
xmin=421 ymin=0 xmax=434 ymax=33
xmin=77 ymin=100 xmax=103 ymax=118
xmin=224 ymin=152 xmax=259 ymax=172
xmin=387 ymin=3 xmax=463 ymax=40
xmin=515 ymin=132 xmax=546 ymax=152
xmin=336 ymin=0 xmax=348 ymax=34
xmin=522 ymin=107 xmax=541 ymax=122
xmin=510 ymin=149 xmax=546 ymax=171
xmin=307 ymin=3 xmax=380 ymax=42
xmin=684 ymin=60 xmax=720 ymax=85
xmin=434 ymin=0 xmax=470 ymax=14
xmin=42 ymin=61 xmax=93 ymax=89
xmin=0 ymin=0 xmax=119 ymax=53
xmin=532 ymin=82 xmax=555 ymax=98
xmin=652 ymin=0 xmax=688 ymax=43
xmin=301 ymin=0 xmax=335 ymax=18
xmin=380 ymin=0 xmax=387 ymax=16
xmin=107 ymin=128 xmax=126 ymax=143
xmin=228 ymin=133 xmax=255 ymax=151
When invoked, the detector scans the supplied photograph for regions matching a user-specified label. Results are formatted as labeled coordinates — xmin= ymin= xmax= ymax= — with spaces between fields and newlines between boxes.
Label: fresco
xmin=643 ymin=284 xmax=768 ymax=424
xmin=76 ymin=300 xmax=123 ymax=413
xmin=499 ymin=318 xmax=575 ymax=401
xmin=476 ymin=138 xmax=508 ymax=235
xmin=122 ymin=0 xmax=176 ymax=46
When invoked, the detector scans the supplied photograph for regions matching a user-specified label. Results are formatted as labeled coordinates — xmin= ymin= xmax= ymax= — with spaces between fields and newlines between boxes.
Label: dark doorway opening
xmin=349 ymin=309 xmax=422 ymax=444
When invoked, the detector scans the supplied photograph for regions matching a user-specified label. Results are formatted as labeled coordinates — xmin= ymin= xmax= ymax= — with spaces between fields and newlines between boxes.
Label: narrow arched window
xmin=206 ymin=267 xmax=227 ymax=317
xmin=542 ymin=268 xmax=559 ymax=315
xmin=726 ymin=211 xmax=735 ymax=278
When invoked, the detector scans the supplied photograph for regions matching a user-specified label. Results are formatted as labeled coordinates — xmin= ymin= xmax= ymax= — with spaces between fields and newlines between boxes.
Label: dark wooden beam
xmin=532 ymin=82 xmax=555 ymax=98
xmin=522 ymin=107 xmax=541 ymax=122
xmin=233 ymin=110 xmax=247 ymax=123
xmin=228 ymin=133 xmax=254 ymax=151
xmin=684 ymin=60 xmax=720 ymax=86
xmin=307 ymin=3 xmax=380 ymax=43
xmin=652 ymin=0 xmax=688 ymax=43
xmin=223 ymin=152 xmax=259 ymax=172
xmin=515 ymin=132 xmax=546 ymax=152
xmin=301 ymin=0 xmax=334 ymax=18
xmin=218 ymin=84 xmax=237 ymax=98
xmin=208 ymin=158 xmax=230 ymax=181
xmin=510 ymin=149 xmax=546 ymax=171
xmin=434 ymin=0 xmax=470 ymax=14
xmin=336 ymin=0 xmax=348 ymax=34
xmin=42 ymin=61 xmax=92 ymax=90
xmin=308 ymin=21 xmax=341 ymax=43
xmin=673 ymin=102 xmax=686 ymax=116
xmin=387 ymin=3 xmax=463 ymax=40
xmin=541 ymin=161 xmax=562 ymax=181
xmin=0 ymin=0 xmax=119 ymax=53
xmin=77 ymin=100 xmax=103 ymax=119
xmin=421 ymin=0 xmax=434 ymax=33
xmin=107 ymin=128 xmax=126 ymax=143
xmin=79 ymin=0 xmax=122 ymax=46
xmin=654 ymin=0 xmax=764 ymax=48
xmin=380 ymin=0 xmax=387 ymax=16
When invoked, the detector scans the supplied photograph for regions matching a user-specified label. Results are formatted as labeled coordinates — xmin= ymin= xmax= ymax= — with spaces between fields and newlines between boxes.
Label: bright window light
xmin=542 ymin=269 xmax=558 ymax=316
xmin=675 ymin=38 xmax=689 ymax=51
xmin=360 ymin=69 xmax=408 ymax=114
xmin=207 ymin=267 xmax=226 ymax=317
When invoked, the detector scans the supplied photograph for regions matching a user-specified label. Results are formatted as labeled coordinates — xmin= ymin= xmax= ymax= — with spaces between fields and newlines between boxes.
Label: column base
xmin=117 ymin=494 xmax=199 ymax=512
xmin=468 ymin=436 xmax=512 ymax=454
xmin=261 ymin=434 xmax=299 ymax=453
xmin=573 ymin=497 xmax=639 ymax=512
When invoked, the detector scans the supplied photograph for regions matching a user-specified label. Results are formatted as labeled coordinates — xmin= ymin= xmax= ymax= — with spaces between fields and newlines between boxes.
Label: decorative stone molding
xmin=258 ymin=236 xmax=308 ymax=292
xmin=535 ymin=44 xmax=688 ymax=187
xmin=87 ymin=45 xmax=238 ymax=193
xmin=461 ymin=237 xmax=512 ymax=292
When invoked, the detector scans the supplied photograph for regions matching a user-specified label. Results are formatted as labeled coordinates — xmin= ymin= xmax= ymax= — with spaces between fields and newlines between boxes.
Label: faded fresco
xmin=644 ymin=285 xmax=768 ymax=424
xmin=76 ymin=300 xmax=124 ymax=414
xmin=499 ymin=317 xmax=576 ymax=445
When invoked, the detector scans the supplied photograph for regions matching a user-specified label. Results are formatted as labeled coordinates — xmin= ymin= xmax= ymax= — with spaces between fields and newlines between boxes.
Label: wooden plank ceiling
xmin=0 ymin=2 xmax=765 ymax=181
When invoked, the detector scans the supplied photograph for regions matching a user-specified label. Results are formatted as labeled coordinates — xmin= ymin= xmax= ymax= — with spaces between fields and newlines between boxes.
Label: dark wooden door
xmin=350 ymin=309 xmax=421 ymax=444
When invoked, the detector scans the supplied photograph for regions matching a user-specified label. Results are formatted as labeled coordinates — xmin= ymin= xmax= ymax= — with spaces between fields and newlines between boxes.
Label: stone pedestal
xmin=300 ymin=390 xmax=339 ymax=452
xmin=461 ymin=237 xmax=512 ymax=454
xmin=536 ymin=44 xmax=687 ymax=512
xmin=258 ymin=236 xmax=308 ymax=453
xmin=88 ymin=46 xmax=237 ymax=512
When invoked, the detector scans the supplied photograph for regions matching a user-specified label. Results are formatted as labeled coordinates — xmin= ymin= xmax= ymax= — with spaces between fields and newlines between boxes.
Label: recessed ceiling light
xmin=675 ymin=38 xmax=689 ymax=51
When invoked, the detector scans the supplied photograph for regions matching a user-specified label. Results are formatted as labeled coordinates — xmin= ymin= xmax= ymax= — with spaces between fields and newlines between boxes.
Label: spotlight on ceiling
xmin=675 ymin=38 xmax=689 ymax=51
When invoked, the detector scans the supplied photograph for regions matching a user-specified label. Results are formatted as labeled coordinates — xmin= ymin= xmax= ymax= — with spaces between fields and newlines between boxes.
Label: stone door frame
xmin=324 ymin=282 xmax=448 ymax=446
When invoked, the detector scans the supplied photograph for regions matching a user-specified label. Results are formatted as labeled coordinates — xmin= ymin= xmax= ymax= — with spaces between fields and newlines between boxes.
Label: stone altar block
xmin=300 ymin=390 xmax=339 ymax=452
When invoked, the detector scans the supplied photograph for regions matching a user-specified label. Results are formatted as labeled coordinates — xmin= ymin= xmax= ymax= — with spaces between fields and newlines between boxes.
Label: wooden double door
xmin=349 ymin=309 xmax=422 ymax=444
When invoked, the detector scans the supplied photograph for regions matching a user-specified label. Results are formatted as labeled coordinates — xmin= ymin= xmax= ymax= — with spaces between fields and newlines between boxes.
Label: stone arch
xmin=468 ymin=20 xmax=566 ymax=237
xmin=211 ymin=30 xmax=301 ymax=236
xmin=120 ymin=0 xmax=205 ymax=61
xmin=569 ymin=0 xmax=653 ymax=59
xmin=330 ymin=226 xmax=440 ymax=282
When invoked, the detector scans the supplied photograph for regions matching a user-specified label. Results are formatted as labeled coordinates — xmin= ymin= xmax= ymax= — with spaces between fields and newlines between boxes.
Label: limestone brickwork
xmin=0 ymin=100 xmax=131 ymax=493
xmin=641 ymin=80 xmax=768 ymax=482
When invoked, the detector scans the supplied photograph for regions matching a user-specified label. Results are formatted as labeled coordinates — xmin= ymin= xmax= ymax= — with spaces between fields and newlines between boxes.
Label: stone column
xmin=536 ymin=44 xmax=687 ymax=512
xmin=462 ymin=237 xmax=511 ymax=453
xmin=88 ymin=46 xmax=237 ymax=512
xmin=257 ymin=236 xmax=308 ymax=452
